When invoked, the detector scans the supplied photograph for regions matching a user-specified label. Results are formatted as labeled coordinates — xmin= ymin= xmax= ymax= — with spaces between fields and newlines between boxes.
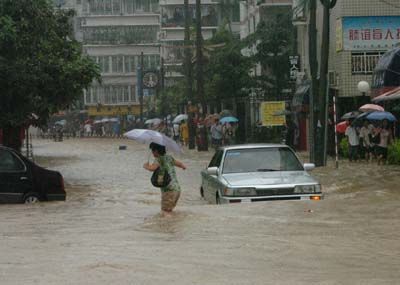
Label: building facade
xmin=55 ymin=0 xmax=161 ymax=118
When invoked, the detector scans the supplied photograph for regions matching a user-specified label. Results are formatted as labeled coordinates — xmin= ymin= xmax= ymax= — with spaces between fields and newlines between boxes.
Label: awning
xmin=292 ymin=83 xmax=310 ymax=107
xmin=372 ymin=87 xmax=400 ymax=103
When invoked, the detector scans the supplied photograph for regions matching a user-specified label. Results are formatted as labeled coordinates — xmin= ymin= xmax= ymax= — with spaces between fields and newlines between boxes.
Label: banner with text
xmin=338 ymin=16 xmax=400 ymax=51
xmin=260 ymin=101 xmax=286 ymax=127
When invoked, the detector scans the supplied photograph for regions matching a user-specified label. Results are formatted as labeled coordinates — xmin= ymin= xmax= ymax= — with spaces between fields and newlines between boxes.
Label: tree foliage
xmin=204 ymin=26 xmax=253 ymax=103
xmin=0 ymin=0 xmax=99 ymax=132
xmin=246 ymin=9 xmax=293 ymax=99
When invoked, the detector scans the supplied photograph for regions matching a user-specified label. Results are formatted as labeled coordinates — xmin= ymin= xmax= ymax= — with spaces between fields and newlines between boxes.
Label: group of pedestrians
xmin=345 ymin=118 xmax=393 ymax=165
xmin=167 ymin=118 xmax=237 ymax=151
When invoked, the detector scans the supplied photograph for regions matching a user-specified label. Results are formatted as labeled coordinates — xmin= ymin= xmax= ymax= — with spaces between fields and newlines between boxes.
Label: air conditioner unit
xmin=157 ymin=31 xmax=167 ymax=40
xmin=328 ymin=71 xmax=337 ymax=87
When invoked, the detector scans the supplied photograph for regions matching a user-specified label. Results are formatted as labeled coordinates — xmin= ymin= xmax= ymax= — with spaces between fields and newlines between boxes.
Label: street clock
xmin=143 ymin=71 xmax=159 ymax=88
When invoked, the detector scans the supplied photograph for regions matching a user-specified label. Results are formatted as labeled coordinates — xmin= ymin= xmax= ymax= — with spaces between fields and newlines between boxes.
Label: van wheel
xmin=200 ymin=187 xmax=204 ymax=198
xmin=216 ymin=192 xmax=221 ymax=205
xmin=24 ymin=193 xmax=39 ymax=204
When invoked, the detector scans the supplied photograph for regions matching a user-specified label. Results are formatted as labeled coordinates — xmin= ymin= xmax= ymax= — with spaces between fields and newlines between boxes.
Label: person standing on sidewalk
xmin=210 ymin=119 xmax=223 ymax=150
xmin=345 ymin=119 xmax=359 ymax=162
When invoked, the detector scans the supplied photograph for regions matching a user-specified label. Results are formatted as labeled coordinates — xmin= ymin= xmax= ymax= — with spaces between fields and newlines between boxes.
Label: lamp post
xmin=357 ymin=81 xmax=370 ymax=106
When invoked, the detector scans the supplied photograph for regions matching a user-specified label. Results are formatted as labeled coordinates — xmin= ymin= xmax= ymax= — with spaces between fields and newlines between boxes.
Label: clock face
xmin=143 ymin=72 xmax=158 ymax=88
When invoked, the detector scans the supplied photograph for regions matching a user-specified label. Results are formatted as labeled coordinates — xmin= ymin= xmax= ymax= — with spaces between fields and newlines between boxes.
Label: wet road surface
xmin=1 ymin=138 xmax=399 ymax=284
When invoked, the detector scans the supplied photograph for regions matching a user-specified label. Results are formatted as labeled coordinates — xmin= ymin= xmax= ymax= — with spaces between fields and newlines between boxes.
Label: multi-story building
xmin=54 ymin=0 xmax=240 ymax=118
xmin=55 ymin=0 xmax=161 ymax=118
xmin=159 ymin=0 xmax=240 ymax=85
xmin=293 ymin=0 xmax=400 ymax=111
xmin=292 ymin=0 xmax=400 ymax=150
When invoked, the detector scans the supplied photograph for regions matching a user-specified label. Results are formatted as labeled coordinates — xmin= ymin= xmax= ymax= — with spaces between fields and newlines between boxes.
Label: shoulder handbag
xmin=150 ymin=156 xmax=172 ymax=188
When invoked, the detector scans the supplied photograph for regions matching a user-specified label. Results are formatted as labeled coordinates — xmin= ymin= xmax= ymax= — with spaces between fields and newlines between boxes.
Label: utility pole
xmin=196 ymin=0 xmax=206 ymax=114
xmin=308 ymin=0 xmax=318 ymax=163
xmin=139 ymin=51 xmax=144 ymax=123
xmin=184 ymin=0 xmax=196 ymax=149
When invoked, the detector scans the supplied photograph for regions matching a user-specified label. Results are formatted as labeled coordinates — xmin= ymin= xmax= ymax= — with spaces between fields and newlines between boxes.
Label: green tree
xmin=246 ymin=9 xmax=293 ymax=100
xmin=0 ymin=0 xmax=99 ymax=150
xmin=205 ymin=27 xmax=253 ymax=104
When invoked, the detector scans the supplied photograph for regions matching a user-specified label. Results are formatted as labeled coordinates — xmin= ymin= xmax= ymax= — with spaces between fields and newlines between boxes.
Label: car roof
xmin=220 ymin=143 xmax=289 ymax=151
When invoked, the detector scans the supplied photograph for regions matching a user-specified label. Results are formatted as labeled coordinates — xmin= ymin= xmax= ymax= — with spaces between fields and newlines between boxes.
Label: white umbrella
xmin=145 ymin=118 xmax=162 ymax=125
xmin=124 ymin=129 xmax=182 ymax=154
xmin=172 ymin=114 xmax=188 ymax=124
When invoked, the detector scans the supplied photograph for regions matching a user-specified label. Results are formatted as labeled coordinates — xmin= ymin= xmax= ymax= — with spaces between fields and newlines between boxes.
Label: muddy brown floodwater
xmin=1 ymin=138 xmax=399 ymax=284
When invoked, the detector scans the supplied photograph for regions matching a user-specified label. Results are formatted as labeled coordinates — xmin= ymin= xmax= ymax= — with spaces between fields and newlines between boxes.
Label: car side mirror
xmin=303 ymin=163 xmax=315 ymax=171
xmin=207 ymin=166 xmax=219 ymax=176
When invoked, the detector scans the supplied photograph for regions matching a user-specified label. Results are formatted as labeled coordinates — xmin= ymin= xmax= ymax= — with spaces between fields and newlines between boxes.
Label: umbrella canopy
xmin=336 ymin=121 xmax=349 ymax=134
xmin=359 ymin=104 xmax=384 ymax=113
xmin=55 ymin=119 xmax=66 ymax=126
xmin=220 ymin=116 xmax=239 ymax=123
xmin=341 ymin=111 xmax=360 ymax=120
xmin=365 ymin=111 xmax=397 ymax=122
xmin=84 ymin=119 xmax=93 ymax=125
xmin=145 ymin=118 xmax=162 ymax=125
xmin=172 ymin=114 xmax=188 ymax=124
xmin=220 ymin=109 xmax=234 ymax=118
xmin=124 ymin=129 xmax=182 ymax=154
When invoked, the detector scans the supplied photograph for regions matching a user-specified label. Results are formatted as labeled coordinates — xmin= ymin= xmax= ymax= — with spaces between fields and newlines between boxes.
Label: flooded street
xmin=1 ymin=138 xmax=399 ymax=284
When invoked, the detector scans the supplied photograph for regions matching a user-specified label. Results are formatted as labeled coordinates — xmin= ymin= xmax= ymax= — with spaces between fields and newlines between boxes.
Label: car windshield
xmin=222 ymin=147 xmax=303 ymax=174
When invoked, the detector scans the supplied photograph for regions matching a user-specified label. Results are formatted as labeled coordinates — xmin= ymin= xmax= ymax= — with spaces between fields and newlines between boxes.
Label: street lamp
xmin=357 ymin=81 xmax=370 ymax=96
xmin=357 ymin=81 xmax=370 ymax=105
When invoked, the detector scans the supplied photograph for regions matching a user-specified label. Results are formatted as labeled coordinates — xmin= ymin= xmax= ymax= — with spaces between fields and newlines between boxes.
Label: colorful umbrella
xmin=365 ymin=111 xmax=397 ymax=122
xmin=359 ymin=104 xmax=384 ymax=113
xmin=335 ymin=121 xmax=349 ymax=134
xmin=220 ymin=116 xmax=239 ymax=123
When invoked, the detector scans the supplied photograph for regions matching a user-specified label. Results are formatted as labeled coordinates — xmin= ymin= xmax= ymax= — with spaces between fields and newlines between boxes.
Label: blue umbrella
xmin=365 ymin=111 xmax=397 ymax=122
xmin=220 ymin=116 xmax=239 ymax=123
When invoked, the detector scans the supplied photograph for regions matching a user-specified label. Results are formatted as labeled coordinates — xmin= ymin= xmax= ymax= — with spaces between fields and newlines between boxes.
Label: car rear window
xmin=222 ymin=147 xmax=303 ymax=173
xmin=0 ymin=149 xmax=25 ymax=172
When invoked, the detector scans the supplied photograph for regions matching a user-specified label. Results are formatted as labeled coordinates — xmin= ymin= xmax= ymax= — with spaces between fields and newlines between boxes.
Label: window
xmin=222 ymin=147 xmax=303 ymax=174
xmin=0 ymin=150 xmax=25 ymax=172
xmin=111 ymin=55 xmax=123 ymax=73
xmin=83 ymin=26 xmax=158 ymax=45
xmin=351 ymin=52 xmax=385 ymax=74
xmin=87 ymin=85 xmax=137 ymax=105
xmin=124 ymin=55 xmax=136 ymax=73
xmin=208 ymin=150 xmax=223 ymax=168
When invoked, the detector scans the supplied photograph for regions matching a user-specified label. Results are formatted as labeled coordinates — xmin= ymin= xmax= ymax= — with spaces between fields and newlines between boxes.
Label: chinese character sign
xmin=336 ymin=18 xmax=343 ymax=52
xmin=260 ymin=102 xmax=286 ymax=127
xmin=341 ymin=16 xmax=400 ymax=51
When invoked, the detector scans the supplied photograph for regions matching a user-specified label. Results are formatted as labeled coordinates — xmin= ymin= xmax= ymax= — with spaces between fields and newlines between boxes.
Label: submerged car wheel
xmin=24 ymin=193 xmax=39 ymax=204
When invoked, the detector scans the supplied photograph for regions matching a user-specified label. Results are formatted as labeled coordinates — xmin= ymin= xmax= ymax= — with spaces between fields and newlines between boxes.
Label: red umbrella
xmin=359 ymin=104 xmax=384 ymax=113
xmin=85 ymin=119 xmax=93 ymax=124
xmin=336 ymin=121 xmax=349 ymax=134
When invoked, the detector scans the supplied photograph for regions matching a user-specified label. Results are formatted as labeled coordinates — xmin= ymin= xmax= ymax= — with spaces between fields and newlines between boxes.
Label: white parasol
xmin=124 ymin=129 xmax=182 ymax=154
xmin=172 ymin=114 xmax=188 ymax=124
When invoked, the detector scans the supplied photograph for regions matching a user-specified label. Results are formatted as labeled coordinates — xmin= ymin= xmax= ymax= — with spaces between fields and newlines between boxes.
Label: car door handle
xmin=20 ymin=177 xmax=28 ymax=180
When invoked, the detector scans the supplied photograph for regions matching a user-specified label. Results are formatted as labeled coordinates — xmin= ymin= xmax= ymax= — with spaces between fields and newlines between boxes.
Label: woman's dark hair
xmin=149 ymin=142 xmax=166 ymax=155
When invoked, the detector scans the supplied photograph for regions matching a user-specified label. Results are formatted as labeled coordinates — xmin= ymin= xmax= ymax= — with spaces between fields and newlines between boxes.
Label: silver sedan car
xmin=200 ymin=144 xmax=322 ymax=204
